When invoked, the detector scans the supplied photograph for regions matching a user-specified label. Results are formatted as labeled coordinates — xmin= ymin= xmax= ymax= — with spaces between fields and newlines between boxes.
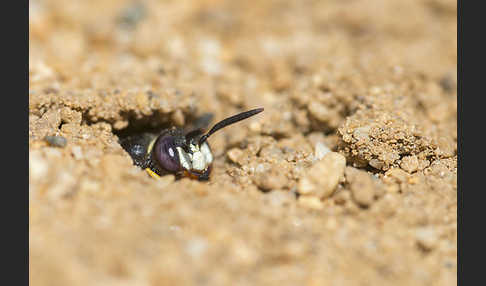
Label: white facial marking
xmin=190 ymin=144 xmax=199 ymax=153
xmin=200 ymin=142 xmax=213 ymax=164
xmin=192 ymin=151 xmax=206 ymax=171
xmin=176 ymin=147 xmax=192 ymax=170
xmin=168 ymin=147 xmax=175 ymax=157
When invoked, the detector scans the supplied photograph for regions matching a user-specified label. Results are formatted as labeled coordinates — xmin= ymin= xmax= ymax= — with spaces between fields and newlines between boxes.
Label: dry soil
xmin=29 ymin=0 xmax=457 ymax=285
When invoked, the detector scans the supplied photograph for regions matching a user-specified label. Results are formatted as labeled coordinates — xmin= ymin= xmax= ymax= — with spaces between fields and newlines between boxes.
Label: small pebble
xmin=400 ymin=155 xmax=419 ymax=173
xmin=227 ymin=148 xmax=245 ymax=166
xmin=298 ymin=195 xmax=323 ymax=210
xmin=255 ymin=163 xmax=267 ymax=173
xmin=47 ymin=170 xmax=76 ymax=200
xmin=118 ymin=1 xmax=146 ymax=29
xmin=259 ymin=146 xmax=284 ymax=161
xmin=44 ymin=109 xmax=61 ymax=129
xmin=333 ymin=190 xmax=351 ymax=205
xmin=29 ymin=151 xmax=48 ymax=181
xmin=417 ymin=159 xmax=430 ymax=171
xmin=415 ymin=227 xmax=438 ymax=251
xmin=385 ymin=168 xmax=409 ymax=183
xmin=44 ymin=135 xmax=67 ymax=148
xmin=185 ymin=238 xmax=208 ymax=259
xmin=439 ymin=74 xmax=455 ymax=93
xmin=113 ymin=120 xmax=129 ymax=130
xmin=308 ymin=101 xmax=330 ymax=122
xmin=253 ymin=170 xmax=288 ymax=192
xmin=298 ymin=152 xmax=346 ymax=199
xmin=71 ymin=146 xmax=84 ymax=160
xmin=249 ymin=121 xmax=262 ymax=133
xmin=352 ymin=126 xmax=371 ymax=141
xmin=264 ymin=190 xmax=293 ymax=207
xmin=436 ymin=136 xmax=455 ymax=157
xmin=314 ymin=142 xmax=330 ymax=160
xmin=345 ymin=167 xmax=378 ymax=207
xmin=79 ymin=179 xmax=101 ymax=193
xmin=171 ymin=109 xmax=185 ymax=126
xmin=231 ymin=241 xmax=258 ymax=265
xmin=369 ymin=158 xmax=385 ymax=170
xmin=60 ymin=107 xmax=82 ymax=125
xmin=44 ymin=147 xmax=62 ymax=158
xmin=371 ymin=193 xmax=398 ymax=217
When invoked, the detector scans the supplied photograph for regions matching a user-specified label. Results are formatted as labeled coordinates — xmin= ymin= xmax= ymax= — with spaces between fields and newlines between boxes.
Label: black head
xmin=151 ymin=108 xmax=264 ymax=180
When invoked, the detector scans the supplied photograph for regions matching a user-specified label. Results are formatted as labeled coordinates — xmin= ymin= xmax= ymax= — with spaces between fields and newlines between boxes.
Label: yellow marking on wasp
xmin=145 ymin=168 xmax=161 ymax=179
xmin=147 ymin=137 xmax=157 ymax=154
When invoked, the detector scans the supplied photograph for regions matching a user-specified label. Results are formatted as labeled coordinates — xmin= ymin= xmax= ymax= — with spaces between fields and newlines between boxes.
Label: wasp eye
xmin=152 ymin=135 xmax=181 ymax=172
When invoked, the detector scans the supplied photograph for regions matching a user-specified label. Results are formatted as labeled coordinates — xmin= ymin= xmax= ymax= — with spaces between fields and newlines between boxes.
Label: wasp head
xmin=151 ymin=108 xmax=264 ymax=180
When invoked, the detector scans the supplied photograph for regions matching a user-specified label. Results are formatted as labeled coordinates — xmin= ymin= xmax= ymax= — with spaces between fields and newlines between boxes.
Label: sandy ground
xmin=29 ymin=0 xmax=457 ymax=285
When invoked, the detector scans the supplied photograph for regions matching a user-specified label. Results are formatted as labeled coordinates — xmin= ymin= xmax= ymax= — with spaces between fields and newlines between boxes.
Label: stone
xmin=71 ymin=146 xmax=84 ymax=160
xmin=298 ymin=152 xmax=346 ymax=199
xmin=314 ymin=142 xmax=330 ymax=160
xmin=227 ymin=148 xmax=245 ymax=166
xmin=400 ymin=155 xmax=419 ymax=173
xmin=345 ymin=167 xmax=378 ymax=207
xmin=415 ymin=227 xmax=438 ymax=251
xmin=298 ymin=196 xmax=323 ymax=210
xmin=253 ymin=170 xmax=288 ymax=192
xmin=45 ymin=135 xmax=67 ymax=148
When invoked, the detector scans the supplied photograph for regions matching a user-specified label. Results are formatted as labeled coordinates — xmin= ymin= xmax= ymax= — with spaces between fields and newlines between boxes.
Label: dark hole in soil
xmin=113 ymin=110 xmax=214 ymax=141
xmin=113 ymin=111 xmax=174 ymax=139
xmin=113 ymin=110 xmax=216 ymax=177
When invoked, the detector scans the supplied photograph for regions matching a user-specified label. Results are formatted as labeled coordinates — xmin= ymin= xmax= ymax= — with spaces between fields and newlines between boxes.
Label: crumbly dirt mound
xmin=29 ymin=0 xmax=457 ymax=286
xmin=337 ymin=76 xmax=456 ymax=171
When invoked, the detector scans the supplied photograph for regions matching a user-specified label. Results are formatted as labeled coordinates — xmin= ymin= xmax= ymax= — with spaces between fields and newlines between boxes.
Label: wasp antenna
xmin=198 ymin=108 xmax=264 ymax=147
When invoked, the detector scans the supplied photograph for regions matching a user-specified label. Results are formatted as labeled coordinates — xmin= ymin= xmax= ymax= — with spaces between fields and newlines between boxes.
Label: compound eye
xmin=152 ymin=135 xmax=181 ymax=172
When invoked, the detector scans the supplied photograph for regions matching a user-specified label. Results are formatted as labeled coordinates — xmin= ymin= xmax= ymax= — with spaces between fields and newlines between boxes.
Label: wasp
xmin=120 ymin=108 xmax=264 ymax=180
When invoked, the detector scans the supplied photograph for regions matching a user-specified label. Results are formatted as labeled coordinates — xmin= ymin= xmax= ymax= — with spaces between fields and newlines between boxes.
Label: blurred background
xmin=29 ymin=0 xmax=456 ymax=107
